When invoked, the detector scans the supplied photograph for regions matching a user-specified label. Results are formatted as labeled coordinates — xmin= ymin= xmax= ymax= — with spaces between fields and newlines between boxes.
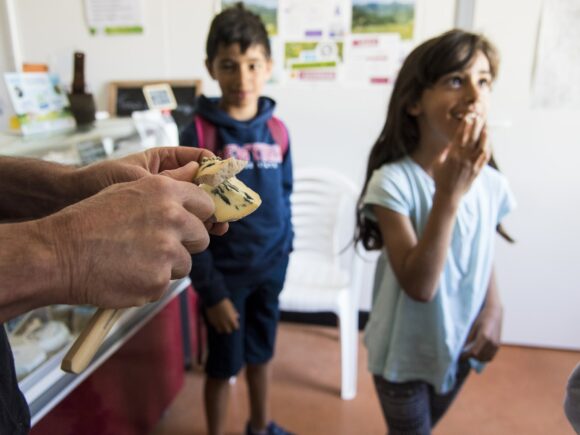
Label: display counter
xmin=0 ymin=117 xmax=139 ymax=160
xmin=20 ymin=279 xmax=193 ymax=435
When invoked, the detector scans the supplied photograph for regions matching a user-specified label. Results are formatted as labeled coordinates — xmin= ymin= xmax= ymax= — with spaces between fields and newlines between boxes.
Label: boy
xmin=180 ymin=4 xmax=294 ymax=435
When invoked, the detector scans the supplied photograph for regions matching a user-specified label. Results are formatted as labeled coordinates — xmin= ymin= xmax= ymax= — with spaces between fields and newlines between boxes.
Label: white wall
xmin=472 ymin=0 xmax=580 ymax=350
xmin=10 ymin=0 xmax=217 ymax=107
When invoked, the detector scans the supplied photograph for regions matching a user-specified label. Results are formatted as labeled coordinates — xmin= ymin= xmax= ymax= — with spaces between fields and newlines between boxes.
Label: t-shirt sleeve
xmin=496 ymin=174 xmax=517 ymax=223
xmin=362 ymin=164 xmax=412 ymax=221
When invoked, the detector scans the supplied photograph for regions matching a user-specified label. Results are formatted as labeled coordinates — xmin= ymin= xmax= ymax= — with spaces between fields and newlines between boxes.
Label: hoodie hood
xmin=196 ymin=95 xmax=276 ymax=130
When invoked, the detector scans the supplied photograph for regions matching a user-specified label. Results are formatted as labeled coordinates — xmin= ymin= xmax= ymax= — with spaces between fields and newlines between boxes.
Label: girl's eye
xmin=478 ymin=77 xmax=491 ymax=88
xmin=448 ymin=76 xmax=463 ymax=87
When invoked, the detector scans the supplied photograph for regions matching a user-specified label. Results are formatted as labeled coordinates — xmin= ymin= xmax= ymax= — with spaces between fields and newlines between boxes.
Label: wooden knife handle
xmin=61 ymin=308 xmax=124 ymax=374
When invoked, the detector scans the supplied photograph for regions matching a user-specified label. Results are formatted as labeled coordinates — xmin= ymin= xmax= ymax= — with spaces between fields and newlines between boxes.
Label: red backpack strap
xmin=194 ymin=115 xmax=218 ymax=152
xmin=267 ymin=116 xmax=289 ymax=157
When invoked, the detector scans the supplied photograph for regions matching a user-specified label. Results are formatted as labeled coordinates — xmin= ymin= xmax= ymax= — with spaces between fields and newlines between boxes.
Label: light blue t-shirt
xmin=362 ymin=156 xmax=516 ymax=394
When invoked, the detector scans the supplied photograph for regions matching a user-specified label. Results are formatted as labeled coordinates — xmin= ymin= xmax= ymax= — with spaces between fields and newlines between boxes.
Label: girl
xmin=356 ymin=29 xmax=516 ymax=434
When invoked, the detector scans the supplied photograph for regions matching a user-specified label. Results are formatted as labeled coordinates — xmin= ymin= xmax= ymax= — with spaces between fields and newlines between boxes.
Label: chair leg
xmin=338 ymin=301 xmax=358 ymax=400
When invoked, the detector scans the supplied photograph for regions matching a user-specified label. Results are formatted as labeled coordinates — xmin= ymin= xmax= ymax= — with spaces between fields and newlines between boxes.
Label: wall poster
xmin=221 ymin=0 xmax=416 ymax=85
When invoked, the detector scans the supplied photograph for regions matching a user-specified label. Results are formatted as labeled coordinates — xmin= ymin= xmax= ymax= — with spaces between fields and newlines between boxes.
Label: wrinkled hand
xmin=80 ymin=147 xmax=228 ymax=236
xmin=461 ymin=304 xmax=503 ymax=362
xmin=434 ymin=115 xmax=490 ymax=203
xmin=78 ymin=146 xmax=216 ymax=195
xmin=206 ymin=298 xmax=240 ymax=334
xmin=43 ymin=173 xmax=217 ymax=308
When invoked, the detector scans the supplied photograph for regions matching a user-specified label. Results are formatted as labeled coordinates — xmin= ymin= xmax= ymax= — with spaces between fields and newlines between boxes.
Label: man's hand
xmin=205 ymin=298 xmax=240 ymax=334
xmin=77 ymin=147 xmax=216 ymax=196
xmin=79 ymin=147 xmax=228 ymax=236
xmin=43 ymin=174 xmax=217 ymax=308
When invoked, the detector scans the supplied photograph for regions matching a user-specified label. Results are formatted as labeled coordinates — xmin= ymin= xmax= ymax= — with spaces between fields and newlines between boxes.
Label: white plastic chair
xmin=279 ymin=167 xmax=365 ymax=400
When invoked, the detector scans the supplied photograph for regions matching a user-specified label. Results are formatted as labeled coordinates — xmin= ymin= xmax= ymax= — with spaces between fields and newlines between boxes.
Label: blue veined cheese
xmin=200 ymin=176 xmax=262 ymax=222
xmin=194 ymin=156 xmax=247 ymax=187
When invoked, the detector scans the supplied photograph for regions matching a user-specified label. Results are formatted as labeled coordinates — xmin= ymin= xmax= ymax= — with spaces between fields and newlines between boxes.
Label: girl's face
xmin=206 ymin=43 xmax=273 ymax=120
xmin=409 ymin=50 xmax=493 ymax=152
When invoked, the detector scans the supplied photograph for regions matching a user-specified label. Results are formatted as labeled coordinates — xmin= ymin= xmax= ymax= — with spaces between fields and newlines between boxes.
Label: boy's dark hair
xmin=206 ymin=2 xmax=271 ymax=63
xmin=355 ymin=29 xmax=512 ymax=250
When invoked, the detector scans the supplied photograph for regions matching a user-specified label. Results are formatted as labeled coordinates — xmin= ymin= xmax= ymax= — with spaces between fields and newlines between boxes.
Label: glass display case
xmin=9 ymin=279 xmax=190 ymax=427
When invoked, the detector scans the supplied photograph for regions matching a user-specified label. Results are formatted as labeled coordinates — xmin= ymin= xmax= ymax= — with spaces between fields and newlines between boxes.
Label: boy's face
xmin=206 ymin=43 xmax=272 ymax=120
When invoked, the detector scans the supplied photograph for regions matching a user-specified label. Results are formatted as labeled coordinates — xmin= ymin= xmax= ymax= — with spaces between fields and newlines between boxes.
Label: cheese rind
xmin=194 ymin=157 xmax=247 ymax=187
xmin=201 ymin=177 xmax=262 ymax=222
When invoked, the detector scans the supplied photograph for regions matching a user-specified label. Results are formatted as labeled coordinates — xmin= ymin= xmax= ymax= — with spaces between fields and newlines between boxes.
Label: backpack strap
xmin=194 ymin=115 xmax=218 ymax=152
xmin=195 ymin=114 xmax=288 ymax=157
xmin=267 ymin=116 xmax=289 ymax=157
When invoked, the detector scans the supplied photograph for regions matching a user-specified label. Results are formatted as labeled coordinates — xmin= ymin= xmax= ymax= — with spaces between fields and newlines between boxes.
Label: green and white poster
xmin=84 ymin=0 xmax=144 ymax=35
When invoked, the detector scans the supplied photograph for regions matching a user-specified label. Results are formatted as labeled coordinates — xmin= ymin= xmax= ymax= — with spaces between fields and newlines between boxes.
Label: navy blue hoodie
xmin=180 ymin=95 xmax=293 ymax=306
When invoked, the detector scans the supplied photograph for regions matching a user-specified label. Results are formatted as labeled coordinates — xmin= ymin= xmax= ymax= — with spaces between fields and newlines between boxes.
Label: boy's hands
xmin=434 ymin=115 xmax=490 ymax=204
xmin=206 ymin=298 xmax=240 ymax=334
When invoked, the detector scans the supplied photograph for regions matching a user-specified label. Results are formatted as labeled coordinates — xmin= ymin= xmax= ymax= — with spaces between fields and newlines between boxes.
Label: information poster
xmin=3 ymin=73 xmax=75 ymax=135
xmin=84 ymin=0 xmax=144 ymax=35
xmin=279 ymin=0 xmax=350 ymax=40
xmin=344 ymin=33 xmax=401 ymax=85
xmin=351 ymin=0 xmax=415 ymax=40
xmin=284 ymin=40 xmax=343 ymax=81
xmin=221 ymin=0 xmax=415 ymax=85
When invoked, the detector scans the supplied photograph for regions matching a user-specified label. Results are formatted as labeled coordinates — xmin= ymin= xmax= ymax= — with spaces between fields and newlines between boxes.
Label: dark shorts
xmin=204 ymin=257 xmax=289 ymax=378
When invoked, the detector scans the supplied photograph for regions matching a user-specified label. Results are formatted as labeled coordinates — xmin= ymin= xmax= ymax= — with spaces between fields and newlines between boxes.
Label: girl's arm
xmin=373 ymin=189 xmax=459 ymax=302
xmin=374 ymin=117 xmax=490 ymax=302
xmin=462 ymin=267 xmax=503 ymax=362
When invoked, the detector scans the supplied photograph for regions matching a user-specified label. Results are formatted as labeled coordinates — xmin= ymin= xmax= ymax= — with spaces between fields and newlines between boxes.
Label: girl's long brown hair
xmin=355 ymin=29 xmax=512 ymax=250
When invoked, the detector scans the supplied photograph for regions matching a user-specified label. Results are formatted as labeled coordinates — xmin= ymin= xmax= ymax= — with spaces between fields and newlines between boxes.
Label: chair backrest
xmin=291 ymin=167 xmax=360 ymax=270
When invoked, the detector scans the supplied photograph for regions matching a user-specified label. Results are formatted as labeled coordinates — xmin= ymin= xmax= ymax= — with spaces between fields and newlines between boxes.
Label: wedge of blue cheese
xmin=194 ymin=157 xmax=262 ymax=222
xmin=194 ymin=156 xmax=247 ymax=187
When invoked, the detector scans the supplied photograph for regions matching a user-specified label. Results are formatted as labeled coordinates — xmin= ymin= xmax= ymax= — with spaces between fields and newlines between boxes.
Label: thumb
xmin=160 ymin=161 xmax=200 ymax=183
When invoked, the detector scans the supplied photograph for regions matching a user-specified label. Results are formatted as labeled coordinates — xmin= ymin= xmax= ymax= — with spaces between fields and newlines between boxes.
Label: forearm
xmin=0 ymin=220 xmax=64 ymax=321
xmin=400 ymin=191 xmax=459 ymax=301
xmin=483 ymin=268 xmax=503 ymax=313
xmin=0 ymin=157 xmax=83 ymax=220
xmin=189 ymin=250 xmax=230 ymax=307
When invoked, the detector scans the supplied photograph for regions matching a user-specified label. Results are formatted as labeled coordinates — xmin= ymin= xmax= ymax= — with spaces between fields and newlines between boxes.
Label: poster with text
xmin=343 ymin=33 xmax=401 ymax=85
xmin=351 ymin=0 xmax=414 ymax=40
xmin=278 ymin=0 xmax=350 ymax=40
xmin=284 ymin=41 xmax=343 ymax=82
xmin=84 ymin=0 xmax=144 ymax=35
